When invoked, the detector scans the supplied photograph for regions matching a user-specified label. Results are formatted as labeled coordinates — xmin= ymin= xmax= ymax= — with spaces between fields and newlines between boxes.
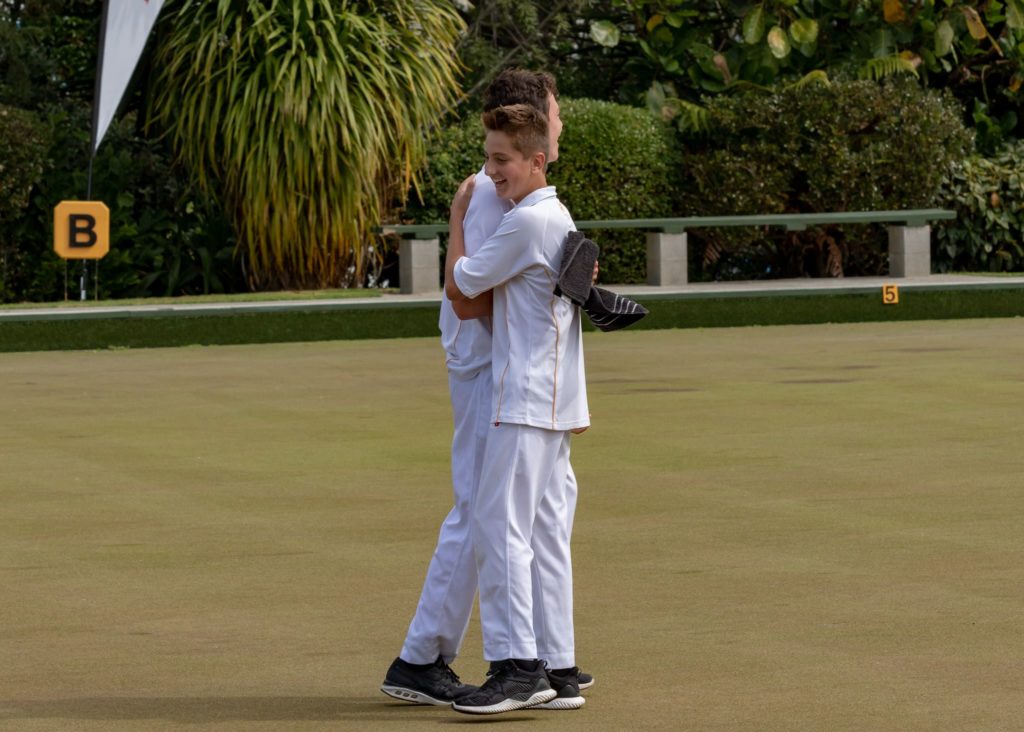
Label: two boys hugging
xmin=442 ymin=103 xmax=590 ymax=714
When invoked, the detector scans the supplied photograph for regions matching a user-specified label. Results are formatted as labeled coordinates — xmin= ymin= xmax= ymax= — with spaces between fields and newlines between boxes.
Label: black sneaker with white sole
xmin=550 ymin=666 xmax=594 ymax=691
xmin=450 ymin=659 xmax=556 ymax=715
xmin=534 ymin=666 xmax=586 ymax=710
xmin=380 ymin=656 xmax=477 ymax=705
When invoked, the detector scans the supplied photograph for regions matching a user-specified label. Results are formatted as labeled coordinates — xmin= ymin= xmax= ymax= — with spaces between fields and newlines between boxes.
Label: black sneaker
xmin=577 ymin=669 xmax=595 ymax=690
xmin=380 ymin=656 xmax=476 ymax=705
xmin=450 ymin=659 xmax=556 ymax=715
xmin=534 ymin=666 xmax=586 ymax=710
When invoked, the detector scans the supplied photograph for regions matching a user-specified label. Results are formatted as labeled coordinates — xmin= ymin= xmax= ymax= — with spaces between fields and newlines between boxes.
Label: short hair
xmin=483 ymin=69 xmax=558 ymax=115
xmin=481 ymin=104 xmax=549 ymax=158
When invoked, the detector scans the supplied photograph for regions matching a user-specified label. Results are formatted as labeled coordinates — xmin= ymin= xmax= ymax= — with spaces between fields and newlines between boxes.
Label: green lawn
xmin=1 ymin=319 xmax=1022 ymax=731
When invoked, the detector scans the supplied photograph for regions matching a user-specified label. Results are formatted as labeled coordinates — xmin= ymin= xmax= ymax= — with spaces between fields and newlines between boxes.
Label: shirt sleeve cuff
xmin=453 ymin=257 xmax=484 ymax=299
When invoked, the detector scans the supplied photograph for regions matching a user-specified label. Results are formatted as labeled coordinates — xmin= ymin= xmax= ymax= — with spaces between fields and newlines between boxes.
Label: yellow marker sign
xmin=882 ymin=284 xmax=899 ymax=305
xmin=53 ymin=201 xmax=110 ymax=259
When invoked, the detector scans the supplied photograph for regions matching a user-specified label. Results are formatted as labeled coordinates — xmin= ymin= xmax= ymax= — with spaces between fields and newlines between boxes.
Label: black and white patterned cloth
xmin=555 ymin=231 xmax=649 ymax=332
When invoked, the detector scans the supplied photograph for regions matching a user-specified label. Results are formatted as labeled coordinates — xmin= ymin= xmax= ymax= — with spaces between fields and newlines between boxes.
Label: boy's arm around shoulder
xmin=444 ymin=175 xmax=475 ymax=302
xmin=444 ymin=174 xmax=494 ymax=316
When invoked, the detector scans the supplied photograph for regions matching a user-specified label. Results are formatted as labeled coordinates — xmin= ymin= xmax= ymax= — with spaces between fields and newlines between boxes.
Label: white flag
xmin=92 ymin=0 xmax=166 ymax=153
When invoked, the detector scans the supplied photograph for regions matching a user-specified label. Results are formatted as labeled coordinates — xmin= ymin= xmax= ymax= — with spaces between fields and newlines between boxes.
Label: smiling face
xmin=484 ymin=129 xmax=546 ymax=204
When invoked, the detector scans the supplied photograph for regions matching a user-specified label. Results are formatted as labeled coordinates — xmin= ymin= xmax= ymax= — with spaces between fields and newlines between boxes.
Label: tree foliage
xmin=0 ymin=1 xmax=245 ymax=303
xmin=149 ymin=0 xmax=465 ymax=290
xmin=0 ymin=0 xmax=99 ymax=108
xmin=454 ymin=0 xmax=642 ymax=105
xmin=591 ymin=0 xmax=1024 ymax=148
xmin=0 ymin=104 xmax=49 ymax=221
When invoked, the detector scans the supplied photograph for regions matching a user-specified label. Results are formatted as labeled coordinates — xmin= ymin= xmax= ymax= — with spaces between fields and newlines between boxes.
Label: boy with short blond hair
xmin=443 ymin=103 xmax=589 ymax=715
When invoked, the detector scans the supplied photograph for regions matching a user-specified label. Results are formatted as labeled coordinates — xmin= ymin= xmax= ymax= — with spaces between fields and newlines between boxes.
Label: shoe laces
xmin=485 ymin=659 xmax=547 ymax=679
xmin=485 ymin=660 xmax=509 ymax=679
xmin=485 ymin=659 xmax=522 ymax=681
xmin=435 ymin=657 xmax=462 ymax=686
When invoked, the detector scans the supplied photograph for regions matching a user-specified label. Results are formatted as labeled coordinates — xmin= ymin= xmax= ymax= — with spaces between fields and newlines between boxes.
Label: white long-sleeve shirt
xmin=453 ymin=186 xmax=589 ymax=431
xmin=438 ymin=169 xmax=512 ymax=380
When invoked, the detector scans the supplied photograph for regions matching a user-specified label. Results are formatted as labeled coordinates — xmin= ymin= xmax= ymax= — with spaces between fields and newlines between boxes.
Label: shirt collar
xmin=514 ymin=185 xmax=557 ymax=209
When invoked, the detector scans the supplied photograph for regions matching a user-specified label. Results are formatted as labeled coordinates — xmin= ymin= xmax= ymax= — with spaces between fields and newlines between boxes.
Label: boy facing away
xmin=444 ymin=104 xmax=589 ymax=715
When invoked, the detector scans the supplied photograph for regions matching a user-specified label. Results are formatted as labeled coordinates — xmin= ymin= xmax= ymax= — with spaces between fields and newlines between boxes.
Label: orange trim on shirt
xmin=494 ymin=290 xmax=512 ymax=423
xmin=547 ymin=268 xmax=561 ymax=429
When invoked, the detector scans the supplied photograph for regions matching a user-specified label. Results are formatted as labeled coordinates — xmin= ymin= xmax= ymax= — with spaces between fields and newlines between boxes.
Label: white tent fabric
xmin=92 ymin=0 xmax=165 ymax=153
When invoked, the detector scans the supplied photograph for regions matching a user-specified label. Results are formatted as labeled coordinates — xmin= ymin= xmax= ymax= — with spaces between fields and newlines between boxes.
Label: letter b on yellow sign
xmin=53 ymin=201 xmax=110 ymax=259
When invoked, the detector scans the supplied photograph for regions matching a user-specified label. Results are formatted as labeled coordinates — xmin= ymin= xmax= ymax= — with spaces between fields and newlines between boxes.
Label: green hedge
xmin=548 ymin=98 xmax=680 ymax=283
xmin=402 ymin=98 xmax=679 ymax=283
xmin=405 ymin=84 xmax=976 ymax=283
xmin=678 ymin=78 xmax=972 ymax=280
xmin=402 ymin=121 xmax=485 ymax=226
xmin=936 ymin=140 xmax=1024 ymax=273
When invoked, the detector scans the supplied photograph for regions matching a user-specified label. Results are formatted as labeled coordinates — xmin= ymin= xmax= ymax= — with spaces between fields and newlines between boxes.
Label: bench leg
xmin=646 ymin=232 xmax=688 ymax=286
xmin=399 ymin=237 xmax=440 ymax=294
xmin=888 ymin=225 xmax=931 ymax=277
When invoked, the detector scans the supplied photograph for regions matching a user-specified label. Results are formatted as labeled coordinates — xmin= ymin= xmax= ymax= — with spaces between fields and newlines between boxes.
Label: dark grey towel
xmin=555 ymin=231 xmax=649 ymax=332
xmin=554 ymin=230 xmax=598 ymax=306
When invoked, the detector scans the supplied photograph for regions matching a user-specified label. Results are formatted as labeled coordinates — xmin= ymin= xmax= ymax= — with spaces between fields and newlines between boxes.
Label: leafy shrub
xmin=0 ymin=103 xmax=52 ymax=302
xmin=0 ymin=104 xmax=50 ymax=221
xmin=1 ymin=5 xmax=244 ymax=303
xmin=549 ymin=98 xmax=680 ymax=283
xmin=150 ymin=0 xmax=464 ymax=291
xmin=402 ymin=121 xmax=486 ymax=226
xmin=402 ymin=98 xmax=680 ymax=283
xmin=679 ymin=78 xmax=972 ymax=279
xmin=935 ymin=141 xmax=1024 ymax=273
xmin=0 ymin=107 xmax=241 ymax=303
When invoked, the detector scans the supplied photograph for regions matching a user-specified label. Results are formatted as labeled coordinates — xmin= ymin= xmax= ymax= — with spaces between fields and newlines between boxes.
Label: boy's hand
xmin=443 ymin=175 xmax=475 ymax=302
xmin=452 ymin=289 xmax=493 ymax=320
xmin=450 ymin=174 xmax=476 ymax=224
xmin=592 ymin=259 xmax=600 ymax=284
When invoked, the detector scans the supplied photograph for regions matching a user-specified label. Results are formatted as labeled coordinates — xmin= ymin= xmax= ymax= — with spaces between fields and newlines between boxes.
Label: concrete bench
xmin=378 ymin=224 xmax=448 ymax=295
xmin=380 ymin=209 xmax=956 ymax=292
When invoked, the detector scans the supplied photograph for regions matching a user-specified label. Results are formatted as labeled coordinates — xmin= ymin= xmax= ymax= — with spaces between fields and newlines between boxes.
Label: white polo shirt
xmin=453 ymin=186 xmax=589 ymax=432
xmin=439 ymin=168 xmax=512 ymax=380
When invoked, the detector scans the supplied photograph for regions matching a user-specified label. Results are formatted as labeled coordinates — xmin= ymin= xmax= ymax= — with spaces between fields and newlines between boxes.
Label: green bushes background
xmin=549 ymin=99 xmax=679 ymax=283
xmin=405 ymin=98 xmax=679 ymax=283
xmin=936 ymin=140 xmax=1024 ymax=273
xmin=0 ymin=4 xmax=241 ymax=304
xmin=3 ymin=1 xmax=1024 ymax=302
xmin=0 ymin=108 xmax=240 ymax=303
xmin=677 ymin=78 xmax=972 ymax=279
xmin=402 ymin=82 xmax=993 ymax=282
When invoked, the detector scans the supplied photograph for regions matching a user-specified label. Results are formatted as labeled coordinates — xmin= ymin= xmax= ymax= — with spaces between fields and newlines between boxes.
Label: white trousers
xmin=474 ymin=423 xmax=576 ymax=670
xmin=401 ymin=371 xmax=491 ymax=664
